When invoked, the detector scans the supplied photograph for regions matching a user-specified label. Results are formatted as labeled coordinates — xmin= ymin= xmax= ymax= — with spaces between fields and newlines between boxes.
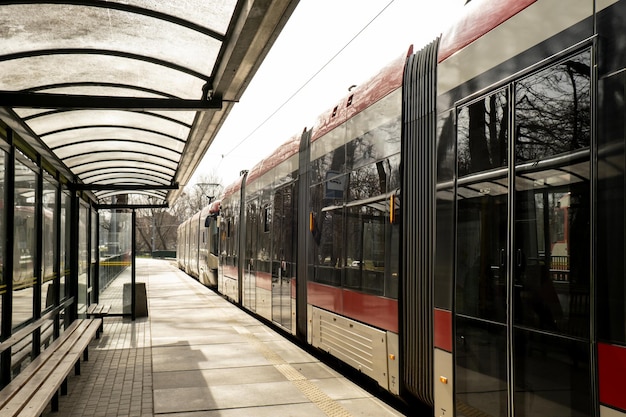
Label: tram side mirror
xmin=205 ymin=216 xmax=211 ymax=227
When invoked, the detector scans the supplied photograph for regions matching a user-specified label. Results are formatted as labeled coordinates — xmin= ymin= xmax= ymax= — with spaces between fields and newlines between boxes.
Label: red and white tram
xmin=178 ymin=1 xmax=626 ymax=415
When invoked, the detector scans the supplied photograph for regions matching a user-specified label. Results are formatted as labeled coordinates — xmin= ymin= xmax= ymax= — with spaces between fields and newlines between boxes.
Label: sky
xmin=190 ymin=0 xmax=467 ymax=189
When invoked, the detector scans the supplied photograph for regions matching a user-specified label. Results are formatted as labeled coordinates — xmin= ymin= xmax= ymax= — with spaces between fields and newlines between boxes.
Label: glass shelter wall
xmin=13 ymin=154 xmax=38 ymax=329
xmin=98 ymin=208 xmax=132 ymax=315
xmin=0 ymin=147 xmax=6 ymax=334
xmin=0 ymin=123 xmax=102 ymax=386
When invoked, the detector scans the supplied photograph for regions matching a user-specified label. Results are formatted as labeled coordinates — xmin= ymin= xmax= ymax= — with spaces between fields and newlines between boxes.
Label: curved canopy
xmin=0 ymin=0 xmax=298 ymax=206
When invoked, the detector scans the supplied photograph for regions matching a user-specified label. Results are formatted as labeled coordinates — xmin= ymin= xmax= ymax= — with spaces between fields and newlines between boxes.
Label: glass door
xmin=512 ymin=50 xmax=591 ymax=417
xmin=454 ymin=50 xmax=593 ymax=417
xmin=455 ymin=89 xmax=509 ymax=417
xmin=272 ymin=185 xmax=295 ymax=330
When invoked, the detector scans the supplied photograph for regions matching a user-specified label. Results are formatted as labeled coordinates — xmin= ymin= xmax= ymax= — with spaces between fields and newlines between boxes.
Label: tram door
xmin=243 ymin=198 xmax=258 ymax=311
xmin=454 ymin=50 xmax=592 ymax=417
xmin=271 ymin=184 xmax=295 ymax=331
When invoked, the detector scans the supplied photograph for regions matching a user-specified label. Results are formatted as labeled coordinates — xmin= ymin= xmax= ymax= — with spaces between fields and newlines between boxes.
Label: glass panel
xmin=97 ymin=210 xmax=132 ymax=315
xmin=345 ymin=89 xmax=402 ymax=172
xmin=514 ymin=51 xmax=591 ymax=337
xmin=456 ymin=317 xmax=507 ymax=416
xmin=60 ymin=191 xmax=71 ymax=301
xmin=90 ymin=208 xmax=97 ymax=304
xmin=597 ymin=72 xmax=626 ymax=343
xmin=458 ymin=90 xmax=508 ymax=176
xmin=114 ymin=0 xmax=238 ymax=34
xmin=271 ymin=185 xmax=295 ymax=330
xmin=435 ymin=112 xmax=456 ymax=310
xmin=0 ymin=55 xmax=206 ymax=100
xmin=513 ymin=51 xmax=591 ymax=417
xmin=310 ymin=183 xmax=343 ymax=287
xmin=514 ymin=329 xmax=591 ymax=416
xmin=515 ymin=54 xmax=591 ymax=162
xmin=41 ymin=176 xmax=58 ymax=312
xmin=347 ymin=162 xmax=390 ymax=202
xmin=55 ymin=143 xmax=181 ymax=167
xmin=13 ymin=157 xmax=37 ymax=328
xmin=66 ymin=152 xmax=179 ymax=172
xmin=456 ymin=89 xmax=509 ymax=323
xmin=78 ymin=202 xmax=89 ymax=315
xmin=455 ymin=89 xmax=509 ymax=417
xmin=244 ymin=198 xmax=258 ymax=311
xmin=0 ymin=149 xmax=6 ymax=331
xmin=2 ymin=4 xmax=222 ymax=76
xmin=45 ymin=127 xmax=186 ymax=153
xmin=344 ymin=204 xmax=386 ymax=296
xmin=310 ymin=124 xmax=346 ymax=187
xmin=72 ymin=160 xmax=176 ymax=177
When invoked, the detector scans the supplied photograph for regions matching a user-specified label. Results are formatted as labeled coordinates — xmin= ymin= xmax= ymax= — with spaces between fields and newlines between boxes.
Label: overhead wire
xmin=216 ymin=0 xmax=396 ymax=166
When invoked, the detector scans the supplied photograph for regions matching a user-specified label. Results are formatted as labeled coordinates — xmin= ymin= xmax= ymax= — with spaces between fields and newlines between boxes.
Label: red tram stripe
xmin=434 ymin=308 xmax=453 ymax=353
xmin=307 ymin=282 xmax=398 ymax=333
xmin=254 ymin=270 xmax=272 ymax=291
xmin=598 ymin=342 xmax=626 ymax=412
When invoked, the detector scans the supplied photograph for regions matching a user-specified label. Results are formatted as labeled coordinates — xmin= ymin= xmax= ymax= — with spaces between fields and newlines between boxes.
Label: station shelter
xmin=0 ymin=0 xmax=298 ymax=387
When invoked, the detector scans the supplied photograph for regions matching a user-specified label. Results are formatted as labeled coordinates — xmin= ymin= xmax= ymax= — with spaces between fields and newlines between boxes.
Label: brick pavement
xmin=42 ymin=317 xmax=153 ymax=417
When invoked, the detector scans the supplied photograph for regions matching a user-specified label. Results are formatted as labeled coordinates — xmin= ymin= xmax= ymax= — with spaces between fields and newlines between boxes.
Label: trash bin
xmin=123 ymin=282 xmax=148 ymax=317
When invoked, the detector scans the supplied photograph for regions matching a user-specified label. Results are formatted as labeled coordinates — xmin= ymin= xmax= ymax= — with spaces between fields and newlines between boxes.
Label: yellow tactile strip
xmin=235 ymin=326 xmax=354 ymax=417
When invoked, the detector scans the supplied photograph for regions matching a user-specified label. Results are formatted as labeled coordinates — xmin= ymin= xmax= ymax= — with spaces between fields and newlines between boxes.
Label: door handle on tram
xmin=516 ymin=249 xmax=523 ymax=268
xmin=500 ymin=249 xmax=506 ymax=268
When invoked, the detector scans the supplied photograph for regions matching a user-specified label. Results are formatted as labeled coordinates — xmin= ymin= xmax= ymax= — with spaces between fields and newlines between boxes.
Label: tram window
xmin=457 ymin=89 xmax=508 ymax=177
xmin=514 ymin=50 xmax=591 ymax=337
xmin=347 ymin=162 xmax=388 ymax=202
xmin=263 ymin=204 xmax=270 ymax=233
xmin=345 ymin=205 xmax=386 ymax=296
xmin=515 ymin=52 xmax=591 ymax=162
xmin=310 ymin=183 xmax=343 ymax=287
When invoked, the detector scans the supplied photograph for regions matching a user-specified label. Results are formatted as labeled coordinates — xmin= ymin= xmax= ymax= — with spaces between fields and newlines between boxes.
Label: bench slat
xmin=0 ymin=318 xmax=101 ymax=417
xmin=15 ymin=320 xmax=101 ymax=417
xmin=0 ymin=320 xmax=85 ymax=409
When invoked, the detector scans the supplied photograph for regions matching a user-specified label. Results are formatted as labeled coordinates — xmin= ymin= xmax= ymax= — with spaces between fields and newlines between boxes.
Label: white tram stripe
xmin=438 ymin=0 xmax=592 ymax=95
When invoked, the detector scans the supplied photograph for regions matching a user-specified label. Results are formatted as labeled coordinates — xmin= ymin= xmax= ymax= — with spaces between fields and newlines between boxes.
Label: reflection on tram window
xmin=457 ymin=89 xmax=508 ymax=177
xmin=455 ymin=317 xmax=507 ymax=417
xmin=512 ymin=50 xmax=591 ymax=417
xmin=515 ymin=52 xmax=591 ymax=162
xmin=514 ymin=50 xmax=591 ymax=338
xmin=345 ymin=114 xmax=401 ymax=173
xmin=455 ymin=89 xmax=509 ymax=324
xmin=514 ymin=329 xmax=591 ymax=416
xmin=345 ymin=205 xmax=386 ymax=295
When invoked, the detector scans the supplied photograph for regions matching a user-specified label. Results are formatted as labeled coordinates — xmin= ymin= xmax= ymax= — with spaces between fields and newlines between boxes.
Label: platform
xmin=42 ymin=258 xmax=411 ymax=417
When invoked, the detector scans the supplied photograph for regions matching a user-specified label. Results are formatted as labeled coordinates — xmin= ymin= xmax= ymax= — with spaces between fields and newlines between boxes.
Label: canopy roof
xmin=0 ymin=0 xmax=298 ymax=206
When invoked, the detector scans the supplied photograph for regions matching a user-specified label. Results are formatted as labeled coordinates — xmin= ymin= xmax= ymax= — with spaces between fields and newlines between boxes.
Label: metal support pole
xmin=131 ymin=209 xmax=136 ymax=321
xmin=1 ymin=130 xmax=15 ymax=386
xmin=33 ymin=155 xmax=43 ymax=357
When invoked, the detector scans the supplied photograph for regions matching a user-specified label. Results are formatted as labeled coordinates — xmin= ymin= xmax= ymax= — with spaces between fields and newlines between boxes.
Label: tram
xmin=178 ymin=1 xmax=626 ymax=415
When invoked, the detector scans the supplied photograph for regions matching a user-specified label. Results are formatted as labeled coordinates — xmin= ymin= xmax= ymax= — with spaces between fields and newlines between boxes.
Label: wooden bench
xmin=86 ymin=304 xmax=111 ymax=336
xmin=0 ymin=318 xmax=102 ymax=417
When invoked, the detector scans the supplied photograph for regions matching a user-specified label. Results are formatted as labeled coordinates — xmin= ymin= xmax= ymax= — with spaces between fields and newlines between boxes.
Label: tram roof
xmin=0 ymin=0 xmax=298 ymax=206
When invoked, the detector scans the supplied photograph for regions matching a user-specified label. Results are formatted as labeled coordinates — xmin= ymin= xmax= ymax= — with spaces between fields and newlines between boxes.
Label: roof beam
xmin=72 ymin=183 xmax=179 ymax=191
xmin=0 ymin=91 xmax=223 ymax=110
xmin=95 ymin=203 xmax=169 ymax=210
